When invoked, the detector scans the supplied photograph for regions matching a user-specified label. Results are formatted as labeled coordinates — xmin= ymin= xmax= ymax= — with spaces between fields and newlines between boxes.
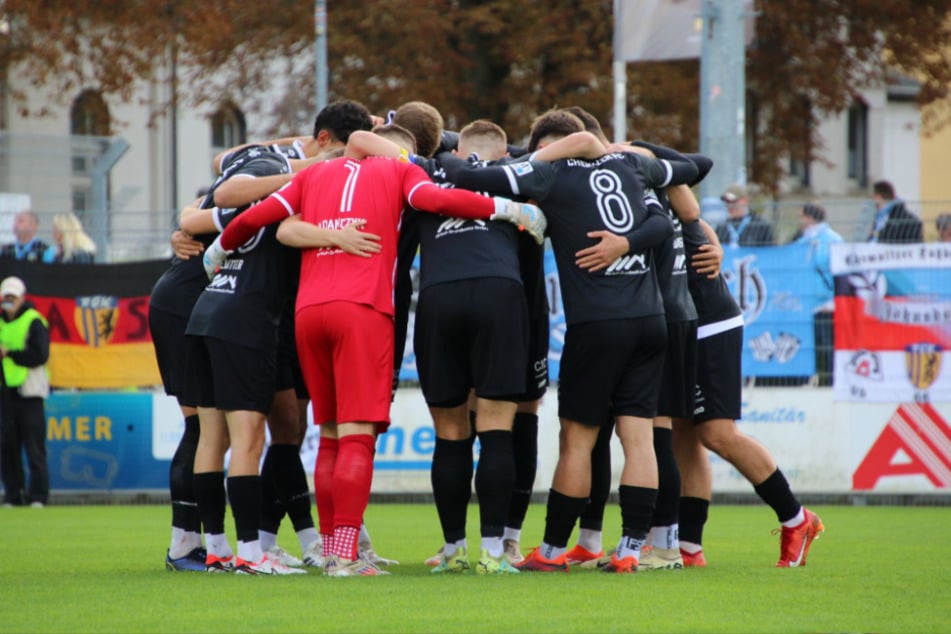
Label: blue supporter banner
xmin=723 ymin=243 xmax=821 ymax=377
xmin=545 ymin=248 xmax=566 ymax=382
xmin=46 ymin=391 xmax=167 ymax=490
xmin=397 ymin=255 xmax=421 ymax=382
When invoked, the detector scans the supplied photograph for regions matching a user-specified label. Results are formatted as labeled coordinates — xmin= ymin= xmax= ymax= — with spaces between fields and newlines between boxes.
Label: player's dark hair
xmin=371 ymin=124 xmax=418 ymax=154
xmin=392 ymin=101 xmax=444 ymax=158
xmin=312 ymin=99 xmax=373 ymax=143
xmin=561 ymin=106 xmax=608 ymax=144
xmin=873 ymin=180 xmax=895 ymax=200
xmin=528 ymin=109 xmax=584 ymax=152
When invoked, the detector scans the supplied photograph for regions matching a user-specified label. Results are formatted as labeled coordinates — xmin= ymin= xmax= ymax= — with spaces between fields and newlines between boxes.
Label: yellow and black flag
xmin=0 ymin=260 xmax=168 ymax=389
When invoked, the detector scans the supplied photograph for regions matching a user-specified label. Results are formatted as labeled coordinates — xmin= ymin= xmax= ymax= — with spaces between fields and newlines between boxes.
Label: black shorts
xmin=415 ymin=278 xmax=528 ymax=407
xmin=187 ymin=335 xmax=277 ymax=414
xmin=518 ymin=311 xmax=550 ymax=403
xmin=558 ymin=315 xmax=667 ymax=426
xmin=149 ymin=307 xmax=190 ymax=402
xmin=693 ymin=325 xmax=743 ymax=424
xmin=657 ymin=319 xmax=698 ymax=419
xmin=275 ymin=315 xmax=307 ymax=398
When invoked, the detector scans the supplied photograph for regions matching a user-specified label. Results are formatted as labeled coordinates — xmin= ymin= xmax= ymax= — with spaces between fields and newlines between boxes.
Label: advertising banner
xmin=46 ymin=389 xmax=951 ymax=495
xmin=47 ymin=391 xmax=168 ymax=490
xmin=830 ymin=243 xmax=951 ymax=402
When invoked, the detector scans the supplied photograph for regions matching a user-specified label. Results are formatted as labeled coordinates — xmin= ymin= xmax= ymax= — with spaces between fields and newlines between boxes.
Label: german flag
xmin=0 ymin=260 xmax=168 ymax=389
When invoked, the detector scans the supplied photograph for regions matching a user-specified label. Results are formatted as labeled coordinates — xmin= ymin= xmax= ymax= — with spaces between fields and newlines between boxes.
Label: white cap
xmin=0 ymin=276 xmax=26 ymax=298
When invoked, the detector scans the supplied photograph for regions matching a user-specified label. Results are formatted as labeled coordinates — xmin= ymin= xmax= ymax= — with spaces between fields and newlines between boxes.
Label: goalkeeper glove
xmin=202 ymin=236 xmax=232 ymax=280
xmin=490 ymin=197 xmax=547 ymax=245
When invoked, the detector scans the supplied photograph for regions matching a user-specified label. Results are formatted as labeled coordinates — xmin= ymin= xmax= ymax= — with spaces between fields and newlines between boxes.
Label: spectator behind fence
xmin=714 ymin=184 xmax=775 ymax=247
xmin=0 ymin=210 xmax=49 ymax=262
xmin=868 ymin=180 xmax=923 ymax=244
xmin=936 ymin=213 xmax=951 ymax=242
xmin=793 ymin=204 xmax=842 ymax=386
xmin=42 ymin=213 xmax=96 ymax=264
xmin=0 ymin=276 xmax=51 ymax=507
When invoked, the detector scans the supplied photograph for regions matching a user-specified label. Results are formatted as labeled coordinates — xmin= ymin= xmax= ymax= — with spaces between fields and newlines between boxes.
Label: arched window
xmin=69 ymin=90 xmax=111 ymax=220
xmin=211 ymin=104 xmax=246 ymax=151
xmin=70 ymin=90 xmax=111 ymax=136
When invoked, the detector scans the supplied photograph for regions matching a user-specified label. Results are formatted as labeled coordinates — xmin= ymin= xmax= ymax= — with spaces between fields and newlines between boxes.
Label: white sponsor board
xmin=151 ymin=388 xmax=951 ymax=495
xmin=830 ymin=242 xmax=951 ymax=274
xmin=151 ymin=393 xmax=186 ymax=460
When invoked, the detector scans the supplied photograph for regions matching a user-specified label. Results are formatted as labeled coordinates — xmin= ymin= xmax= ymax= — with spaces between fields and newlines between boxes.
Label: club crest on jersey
xmin=74 ymin=295 xmax=119 ymax=347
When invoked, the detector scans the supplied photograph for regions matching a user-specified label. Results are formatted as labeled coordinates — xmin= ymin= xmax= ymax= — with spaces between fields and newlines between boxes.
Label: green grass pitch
xmin=0 ymin=503 xmax=947 ymax=633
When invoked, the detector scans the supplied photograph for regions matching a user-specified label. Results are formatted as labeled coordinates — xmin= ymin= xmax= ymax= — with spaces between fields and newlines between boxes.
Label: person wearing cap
xmin=0 ymin=210 xmax=50 ymax=262
xmin=935 ymin=213 xmax=951 ymax=242
xmin=792 ymin=204 xmax=843 ymax=386
xmin=714 ymin=184 xmax=775 ymax=247
xmin=0 ymin=276 xmax=51 ymax=507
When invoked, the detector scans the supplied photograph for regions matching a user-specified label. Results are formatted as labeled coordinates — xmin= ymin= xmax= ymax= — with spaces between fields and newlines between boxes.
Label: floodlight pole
xmin=612 ymin=0 xmax=627 ymax=142
xmin=699 ymin=0 xmax=747 ymax=199
xmin=315 ymin=0 xmax=328 ymax=111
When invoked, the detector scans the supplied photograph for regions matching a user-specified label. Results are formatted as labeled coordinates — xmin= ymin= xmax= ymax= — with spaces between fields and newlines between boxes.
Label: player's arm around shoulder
xmin=179 ymin=197 xmax=218 ymax=239
xmin=531 ymin=132 xmax=607 ymax=161
xmin=691 ymin=218 xmax=724 ymax=279
xmin=276 ymin=216 xmax=382 ymax=257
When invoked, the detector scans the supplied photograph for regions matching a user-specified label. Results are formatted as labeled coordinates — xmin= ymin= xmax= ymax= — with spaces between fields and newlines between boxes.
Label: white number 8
xmin=589 ymin=169 xmax=634 ymax=233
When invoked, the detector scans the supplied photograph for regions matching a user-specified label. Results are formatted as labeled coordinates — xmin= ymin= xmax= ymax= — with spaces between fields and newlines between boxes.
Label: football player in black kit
xmin=360 ymin=110 xmax=548 ymax=569
xmin=674 ymin=217 xmax=825 ymax=568
xmin=183 ymin=146 xmax=310 ymax=575
xmin=561 ymin=127 xmax=713 ymax=570
xmin=345 ymin=119 xmax=535 ymax=575
xmin=151 ymin=142 xmax=305 ymax=573
xmin=150 ymin=196 xmax=214 ymax=572
xmin=437 ymin=109 xmax=699 ymax=573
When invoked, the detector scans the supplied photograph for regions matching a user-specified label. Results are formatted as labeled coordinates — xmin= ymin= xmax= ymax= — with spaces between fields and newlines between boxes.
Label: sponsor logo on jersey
xmin=435 ymin=217 xmax=487 ymax=238
xmin=605 ymin=252 xmax=648 ymax=276
xmin=74 ymin=295 xmax=119 ymax=347
xmin=207 ymin=274 xmax=238 ymax=293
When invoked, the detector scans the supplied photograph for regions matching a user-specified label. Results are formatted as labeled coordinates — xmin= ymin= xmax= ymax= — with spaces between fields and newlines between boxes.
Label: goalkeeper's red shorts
xmin=296 ymin=301 xmax=393 ymax=430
